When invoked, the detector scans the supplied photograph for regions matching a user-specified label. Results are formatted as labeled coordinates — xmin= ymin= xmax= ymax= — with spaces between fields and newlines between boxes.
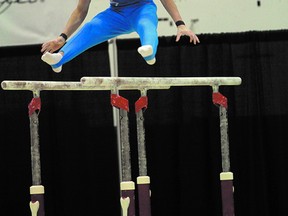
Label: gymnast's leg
xmin=41 ymin=8 xmax=132 ymax=72
xmin=130 ymin=2 xmax=158 ymax=65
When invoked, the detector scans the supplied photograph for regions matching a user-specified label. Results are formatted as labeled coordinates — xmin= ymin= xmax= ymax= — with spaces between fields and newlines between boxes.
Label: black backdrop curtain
xmin=0 ymin=30 xmax=288 ymax=216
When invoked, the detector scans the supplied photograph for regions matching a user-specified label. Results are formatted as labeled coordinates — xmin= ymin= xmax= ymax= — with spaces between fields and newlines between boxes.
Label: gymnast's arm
xmin=159 ymin=0 xmax=200 ymax=44
xmin=41 ymin=0 xmax=91 ymax=53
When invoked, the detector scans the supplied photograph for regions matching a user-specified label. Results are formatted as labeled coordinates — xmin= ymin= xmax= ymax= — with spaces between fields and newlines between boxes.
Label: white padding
xmin=137 ymin=176 xmax=150 ymax=184
xmin=120 ymin=197 xmax=130 ymax=216
xmin=220 ymin=172 xmax=234 ymax=180
xmin=30 ymin=201 xmax=39 ymax=216
xmin=120 ymin=181 xmax=135 ymax=190
xmin=30 ymin=185 xmax=45 ymax=194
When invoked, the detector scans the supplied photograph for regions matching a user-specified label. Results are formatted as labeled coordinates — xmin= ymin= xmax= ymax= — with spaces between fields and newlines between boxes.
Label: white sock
xmin=137 ymin=45 xmax=156 ymax=65
xmin=137 ymin=45 xmax=153 ymax=57
xmin=52 ymin=66 xmax=62 ymax=73
xmin=146 ymin=58 xmax=156 ymax=65
xmin=41 ymin=52 xmax=63 ymax=73
xmin=41 ymin=52 xmax=62 ymax=65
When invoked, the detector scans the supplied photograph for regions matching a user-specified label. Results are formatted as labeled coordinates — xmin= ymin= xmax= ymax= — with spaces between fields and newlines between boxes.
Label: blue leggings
xmin=53 ymin=1 xmax=158 ymax=68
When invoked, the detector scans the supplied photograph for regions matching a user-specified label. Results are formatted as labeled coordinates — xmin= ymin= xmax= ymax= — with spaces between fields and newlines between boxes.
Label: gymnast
xmin=41 ymin=0 xmax=200 ymax=72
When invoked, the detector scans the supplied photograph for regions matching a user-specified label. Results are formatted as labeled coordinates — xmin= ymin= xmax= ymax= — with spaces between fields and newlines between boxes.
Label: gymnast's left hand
xmin=176 ymin=25 xmax=200 ymax=45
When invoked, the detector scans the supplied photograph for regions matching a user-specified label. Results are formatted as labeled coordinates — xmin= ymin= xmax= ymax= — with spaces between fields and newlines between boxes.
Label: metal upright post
xmin=135 ymin=90 xmax=151 ymax=216
xmin=28 ymin=90 xmax=45 ymax=216
xmin=111 ymin=92 xmax=135 ymax=216
xmin=212 ymin=86 xmax=235 ymax=216
xmin=108 ymin=38 xmax=123 ymax=183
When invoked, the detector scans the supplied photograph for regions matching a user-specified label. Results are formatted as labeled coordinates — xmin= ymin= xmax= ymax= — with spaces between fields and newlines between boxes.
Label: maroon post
xmin=220 ymin=173 xmax=234 ymax=216
xmin=213 ymin=91 xmax=235 ymax=216
xmin=120 ymin=181 xmax=136 ymax=216
xmin=137 ymin=176 xmax=151 ymax=216
xmin=30 ymin=186 xmax=45 ymax=216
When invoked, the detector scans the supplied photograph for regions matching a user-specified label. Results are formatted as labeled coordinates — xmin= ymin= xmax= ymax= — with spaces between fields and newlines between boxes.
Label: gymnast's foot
xmin=137 ymin=45 xmax=156 ymax=65
xmin=41 ymin=52 xmax=63 ymax=73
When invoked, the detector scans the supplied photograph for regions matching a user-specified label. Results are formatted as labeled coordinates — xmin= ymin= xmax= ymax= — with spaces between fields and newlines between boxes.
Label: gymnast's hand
xmin=41 ymin=36 xmax=66 ymax=53
xmin=176 ymin=25 xmax=200 ymax=45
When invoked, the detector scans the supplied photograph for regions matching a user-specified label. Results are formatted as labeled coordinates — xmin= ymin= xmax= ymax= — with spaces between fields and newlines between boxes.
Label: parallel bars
xmin=1 ymin=76 xmax=241 ymax=216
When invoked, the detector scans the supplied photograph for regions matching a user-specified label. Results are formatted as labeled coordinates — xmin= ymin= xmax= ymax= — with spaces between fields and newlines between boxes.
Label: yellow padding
xmin=220 ymin=172 xmax=234 ymax=180
xmin=30 ymin=185 xmax=45 ymax=194
xmin=137 ymin=176 xmax=150 ymax=184
xmin=120 ymin=181 xmax=135 ymax=190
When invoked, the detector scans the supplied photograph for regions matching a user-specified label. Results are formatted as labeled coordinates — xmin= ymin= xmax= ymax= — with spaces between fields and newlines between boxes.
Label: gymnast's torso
xmin=110 ymin=0 xmax=152 ymax=7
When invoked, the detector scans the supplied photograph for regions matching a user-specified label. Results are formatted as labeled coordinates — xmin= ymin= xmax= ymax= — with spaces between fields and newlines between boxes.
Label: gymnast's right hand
xmin=41 ymin=36 xmax=66 ymax=53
